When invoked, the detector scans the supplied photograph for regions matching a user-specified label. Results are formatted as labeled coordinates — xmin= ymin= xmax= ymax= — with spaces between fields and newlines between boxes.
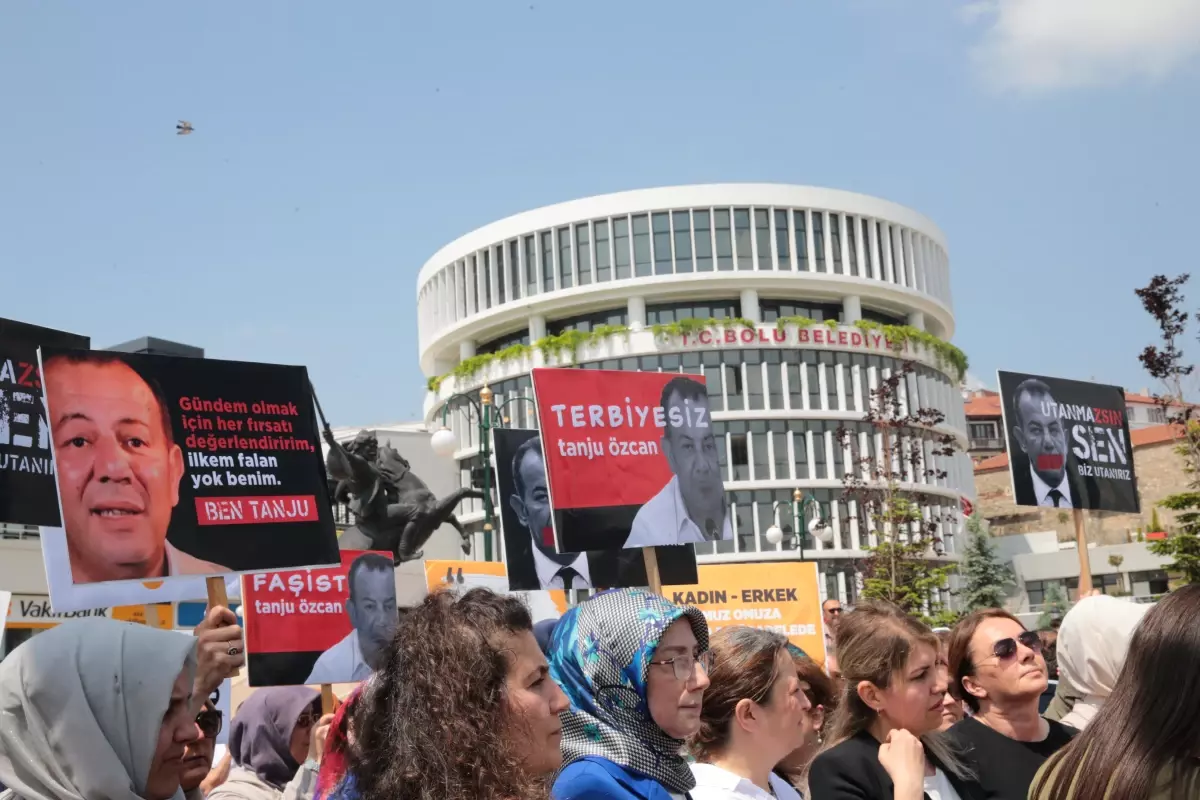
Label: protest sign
xmin=37 ymin=347 xmax=339 ymax=595
xmin=0 ymin=319 xmax=89 ymax=527
xmin=998 ymin=371 xmax=1140 ymax=513
xmin=531 ymin=368 xmax=730 ymax=552
xmin=493 ymin=427 xmax=697 ymax=591
xmin=243 ymin=550 xmax=395 ymax=687
xmin=664 ymin=561 xmax=826 ymax=662
xmin=423 ymin=560 xmax=565 ymax=623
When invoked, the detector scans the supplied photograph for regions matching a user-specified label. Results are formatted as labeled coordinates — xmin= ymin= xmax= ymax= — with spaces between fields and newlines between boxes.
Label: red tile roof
xmin=973 ymin=424 xmax=1184 ymax=473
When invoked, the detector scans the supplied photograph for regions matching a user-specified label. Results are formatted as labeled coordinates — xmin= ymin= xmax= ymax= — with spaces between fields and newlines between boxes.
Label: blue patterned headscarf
xmin=547 ymin=588 xmax=709 ymax=793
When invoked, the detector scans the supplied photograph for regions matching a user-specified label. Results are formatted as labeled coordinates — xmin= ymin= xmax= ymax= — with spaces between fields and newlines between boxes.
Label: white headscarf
xmin=0 ymin=618 xmax=197 ymax=800
xmin=1057 ymin=595 xmax=1149 ymax=730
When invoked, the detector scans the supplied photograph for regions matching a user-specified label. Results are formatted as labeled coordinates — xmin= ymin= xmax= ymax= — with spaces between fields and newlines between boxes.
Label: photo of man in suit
xmin=494 ymin=428 xmax=698 ymax=592
xmin=1007 ymin=377 xmax=1099 ymax=509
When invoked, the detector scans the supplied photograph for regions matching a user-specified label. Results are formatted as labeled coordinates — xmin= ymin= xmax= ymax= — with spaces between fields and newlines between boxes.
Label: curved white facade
xmin=417 ymin=184 xmax=971 ymax=605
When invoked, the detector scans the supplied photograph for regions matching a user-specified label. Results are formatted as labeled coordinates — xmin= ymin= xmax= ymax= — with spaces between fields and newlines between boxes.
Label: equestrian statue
xmin=323 ymin=426 xmax=483 ymax=564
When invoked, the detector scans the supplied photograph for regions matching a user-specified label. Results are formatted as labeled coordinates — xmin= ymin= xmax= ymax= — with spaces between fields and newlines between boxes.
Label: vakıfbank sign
xmin=6 ymin=594 xmax=174 ymax=629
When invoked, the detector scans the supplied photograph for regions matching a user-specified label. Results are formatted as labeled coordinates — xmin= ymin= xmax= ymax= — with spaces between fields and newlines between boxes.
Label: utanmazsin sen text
xmin=549 ymin=398 xmax=709 ymax=460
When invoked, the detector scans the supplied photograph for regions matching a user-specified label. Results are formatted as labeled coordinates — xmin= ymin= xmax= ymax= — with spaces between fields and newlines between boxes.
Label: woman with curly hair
xmin=548 ymin=588 xmax=712 ymax=800
xmin=345 ymin=588 xmax=569 ymax=800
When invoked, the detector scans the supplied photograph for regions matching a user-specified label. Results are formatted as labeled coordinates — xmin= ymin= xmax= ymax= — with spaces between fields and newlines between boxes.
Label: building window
xmin=541 ymin=231 xmax=555 ymax=293
xmin=695 ymin=210 xmax=714 ymax=272
xmin=558 ymin=227 xmax=573 ymax=289
xmin=734 ymin=208 xmax=753 ymax=271
xmin=1149 ymin=406 xmax=1167 ymax=424
xmin=830 ymin=214 xmax=843 ymax=274
xmin=861 ymin=308 xmax=905 ymax=325
xmin=477 ymin=329 xmax=531 ymax=355
xmin=576 ymin=223 xmax=591 ymax=286
xmin=812 ymin=211 xmax=826 ymax=273
xmin=715 ymin=209 xmax=734 ymax=271
xmin=745 ymin=353 xmax=765 ymax=410
xmin=672 ymin=210 xmax=693 ymax=273
xmin=774 ymin=210 xmax=791 ymax=271
xmin=860 ymin=218 xmax=872 ymax=278
xmin=595 ymin=220 xmax=612 ymax=282
xmin=771 ymin=422 xmax=790 ymax=479
xmin=846 ymin=215 xmax=858 ymax=277
xmin=754 ymin=209 xmax=772 ymax=270
xmin=633 ymin=214 xmax=652 ymax=277
xmin=652 ymin=212 xmax=672 ymax=275
xmin=796 ymin=210 xmax=809 ymax=271
xmin=724 ymin=358 xmax=744 ymax=412
xmin=1130 ymin=570 xmax=1169 ymax=597
xmin=646 ymin=300 xmax=740 ymax=325
xmin=969 ymin=422 xmax=998 ymax=441
xmin=495 ymin=245 xmax=507 ymax=304
xmin=614 ymin=217 xmax=631 ymax=279
xmin=524 ymin=235 xmax=538 ymax=297
xmin=509 ymin=240 xmax=521 ymax=300
xmin=760 ymin=300 xmax=843 ymax=323
xmin=730 ymin=431 xmax=750 ymax=480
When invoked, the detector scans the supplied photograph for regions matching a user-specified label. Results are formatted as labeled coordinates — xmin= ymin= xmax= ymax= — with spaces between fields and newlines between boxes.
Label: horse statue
xmin=323 ymin=427 xmax=483 ymax=564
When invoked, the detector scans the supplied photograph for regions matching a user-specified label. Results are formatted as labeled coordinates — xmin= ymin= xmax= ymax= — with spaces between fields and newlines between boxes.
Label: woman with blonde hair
xmin=807 ymin=603 xmax=973 ymax=800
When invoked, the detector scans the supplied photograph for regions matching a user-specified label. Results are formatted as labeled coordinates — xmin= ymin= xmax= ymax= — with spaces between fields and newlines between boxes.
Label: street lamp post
xmin=765 ymin=488 xmax=835 ymax=558
xmin=429 ymin=386 xmax=536 ymax=562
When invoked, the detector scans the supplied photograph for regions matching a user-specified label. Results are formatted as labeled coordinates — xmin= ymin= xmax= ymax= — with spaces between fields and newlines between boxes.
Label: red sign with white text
xmin=243 ymin=549 xmax=396 ymax=687
xmin=532 ymin=367 xmax=722 ymax=552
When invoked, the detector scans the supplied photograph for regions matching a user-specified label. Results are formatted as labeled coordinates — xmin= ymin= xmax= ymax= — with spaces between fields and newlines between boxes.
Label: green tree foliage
xmin=1136 ymin=274 xmax=1200 ymax=584
xmin=835 ymin=361 xmax=958 ymax=626
xmin=960 ymin=512 xmax=1015 ymax=611
xmin=1037 ymin=583 xmax=1070 ymax=630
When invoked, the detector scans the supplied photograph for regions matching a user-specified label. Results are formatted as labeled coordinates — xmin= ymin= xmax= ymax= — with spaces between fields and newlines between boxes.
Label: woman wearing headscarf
xmin=0 ymin=618 xmax=201 ymax=800
xmin=548 ymin=588 xmax=712 ymax=800
xmin=1055 ymin=594 xmax=1149 ymax=730
xmin=205 ymin=687 xmax=325 ymax=800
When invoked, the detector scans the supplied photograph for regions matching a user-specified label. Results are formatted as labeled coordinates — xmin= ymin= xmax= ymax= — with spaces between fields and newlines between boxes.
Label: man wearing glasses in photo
xmin=943 ymin=609 xmax=1078 ymax=800
xmin=821 ymin=598 xmax=842 ymax=673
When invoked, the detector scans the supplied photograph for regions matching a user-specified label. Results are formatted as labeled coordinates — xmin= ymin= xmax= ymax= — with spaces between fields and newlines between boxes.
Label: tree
xmin=960 ymin=512 xmax=1015 ymax=611
xmin=1037 ymin=583 xmax=1070 ymax=630
xmin=1136 ymin=274 xmax=1200 ymax=584
xmin=836 ymin=359 xmax=958 ymax=625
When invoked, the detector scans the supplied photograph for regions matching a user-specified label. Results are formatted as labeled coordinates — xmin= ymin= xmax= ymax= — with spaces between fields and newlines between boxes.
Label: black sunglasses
xmin=196 ymin=708 xmax=223 ymax=739
xmin=991 ymin=630 xmax=1042 ymax=660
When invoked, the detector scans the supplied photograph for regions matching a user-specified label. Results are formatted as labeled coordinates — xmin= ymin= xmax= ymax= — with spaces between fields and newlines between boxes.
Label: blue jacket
xmin=554 ymin=756 xmax=681 ymax=800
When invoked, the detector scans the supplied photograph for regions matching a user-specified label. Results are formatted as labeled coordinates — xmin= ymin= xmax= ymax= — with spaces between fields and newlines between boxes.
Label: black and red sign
xmin=0 ymin=318 xmax=89 ymax=527
xmin=243 ymin=550 xmax=396 ymax=686
xmin=39 ymin=346 xmax=339 ymax=588
xmin=531 ymin=367 xmax=730 ymax=552
xmin=997 ymin=371 xmax=1140 ymax=514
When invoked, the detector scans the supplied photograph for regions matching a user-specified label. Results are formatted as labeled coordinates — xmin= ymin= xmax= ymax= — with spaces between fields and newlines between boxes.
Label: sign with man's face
xmin=530 ymin=367 xmax=726 ymax=551
xmin=243 ymin=550 xmax=397 ymax=686
xmin=0 ymin=318 xmax=89 ymax=527
xmin=492 ymin=427 xmax=701 ymax=590
xmin=38 ymin=347 xmax=340 ymax=600
xmin=997 ymin=371 xmax=1140 ymax=513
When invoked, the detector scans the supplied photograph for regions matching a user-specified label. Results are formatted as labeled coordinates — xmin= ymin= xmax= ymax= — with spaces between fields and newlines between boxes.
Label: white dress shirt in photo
xmin=531 ymin=542 xmax=591 ymax=590
xmin=690 ymin=763 xmax=802 ymax=800
xmin=305 ymin=630 xmax=372 ymax=685
xmin=1030 ymin=465 xmax=1074 ymax=508
xmin=626 ymin=476 xmax=734 ymax=547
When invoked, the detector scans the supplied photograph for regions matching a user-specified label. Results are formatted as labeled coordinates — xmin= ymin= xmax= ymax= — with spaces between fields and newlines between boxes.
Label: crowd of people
xmin=0 ymin=582 xmax=1196 ymax=800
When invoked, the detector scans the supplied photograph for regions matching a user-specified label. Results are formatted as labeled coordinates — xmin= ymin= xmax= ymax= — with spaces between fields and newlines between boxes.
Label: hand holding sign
xmin=194 ymin=605 xmax=245 ymax=707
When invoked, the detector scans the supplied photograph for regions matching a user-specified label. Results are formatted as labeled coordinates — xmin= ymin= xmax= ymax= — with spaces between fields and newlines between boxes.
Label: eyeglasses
xmin=295 ymin=712 xmax=317 ymax=729
xmin=990 ymin=630 xmax=1042 ymax=661
xmin=826 ymin=608 xmax=842 ymax=615
xmin=649 ymin=650 xmax=714 ymax=681
xmin=196 ymin=709 xmax=223 ymax=739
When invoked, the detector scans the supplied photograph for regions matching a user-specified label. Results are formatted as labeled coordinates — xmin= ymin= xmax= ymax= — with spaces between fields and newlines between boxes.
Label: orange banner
xmin=423 ymin=560 xmax=568 ymax=620
xmin=664 ymin=561 xmax=826 ymax=664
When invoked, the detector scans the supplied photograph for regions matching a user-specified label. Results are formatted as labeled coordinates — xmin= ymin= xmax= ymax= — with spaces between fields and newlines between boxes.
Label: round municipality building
xmin=417 ymin=184 xmax=972 ymax=605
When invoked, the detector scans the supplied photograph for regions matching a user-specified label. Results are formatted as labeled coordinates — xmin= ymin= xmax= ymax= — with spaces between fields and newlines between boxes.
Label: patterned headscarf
xmin=547 ymin=588 xmax=709 ymax=793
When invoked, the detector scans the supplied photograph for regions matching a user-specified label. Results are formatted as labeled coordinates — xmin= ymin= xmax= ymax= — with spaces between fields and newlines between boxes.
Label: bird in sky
xmin=176 ymin=120 xmax=194 ymax=135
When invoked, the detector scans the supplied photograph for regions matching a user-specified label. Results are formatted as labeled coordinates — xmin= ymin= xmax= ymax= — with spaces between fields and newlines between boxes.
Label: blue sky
xmin=3 ymin=0 xmax=1199 ymax=424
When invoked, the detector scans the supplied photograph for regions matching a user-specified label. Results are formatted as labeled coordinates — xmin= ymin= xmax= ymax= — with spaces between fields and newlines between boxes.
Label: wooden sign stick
xmin=206 ymin=576 xmax=229 ymax=609
xmin=642 ymin=547 xmax=662 ymax=596
xmin=320 ymin=684 xmax=336 ymax=715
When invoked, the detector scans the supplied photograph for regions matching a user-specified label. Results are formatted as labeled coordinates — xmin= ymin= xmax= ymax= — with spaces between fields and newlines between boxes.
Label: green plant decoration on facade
xmin=426 ymin=314 xmax=968 ymax=392
xmin=426 ymin=324 xmax=631 ymax=394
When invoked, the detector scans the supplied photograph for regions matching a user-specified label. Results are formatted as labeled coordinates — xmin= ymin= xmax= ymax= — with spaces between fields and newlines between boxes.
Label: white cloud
xmin=963 ymin=372 xmax=992 ymax=391
xmin=966 ymin=0 xmax=1200 ymax=91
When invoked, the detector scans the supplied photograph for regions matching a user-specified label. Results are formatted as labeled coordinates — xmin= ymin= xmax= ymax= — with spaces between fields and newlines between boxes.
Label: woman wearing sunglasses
xmin=206 ymin=687 xmax=331 ymax=800
xmin=944 ymin=609 xmax=1075 ymax=800
xmin=182 ymin=697 xmax=225 ymax=799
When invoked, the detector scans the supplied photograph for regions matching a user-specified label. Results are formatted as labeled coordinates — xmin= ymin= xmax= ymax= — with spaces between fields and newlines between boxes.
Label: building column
xmin=529 ymin=314 xmax=547 ymax=341
xmin=842 ymin=294 xmax=862 ymax=324
xmin=459 ymin=339 xmax=477 ymax=361
xmin=628 ymin=296 xmax=646 ymax=331
xmin=740 ymin=288 xmax=760 ymax=323
xmin=907 ymin=311 xmax=926 ymax=331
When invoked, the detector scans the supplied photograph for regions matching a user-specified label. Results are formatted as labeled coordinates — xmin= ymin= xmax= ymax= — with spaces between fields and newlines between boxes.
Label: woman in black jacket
xmin=808 ymin=603 xmax=977 ymax=800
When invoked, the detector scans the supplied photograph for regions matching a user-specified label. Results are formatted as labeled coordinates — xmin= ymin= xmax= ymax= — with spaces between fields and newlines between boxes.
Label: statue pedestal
xmin=337 ymin=526 xmax=375 ymax=551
